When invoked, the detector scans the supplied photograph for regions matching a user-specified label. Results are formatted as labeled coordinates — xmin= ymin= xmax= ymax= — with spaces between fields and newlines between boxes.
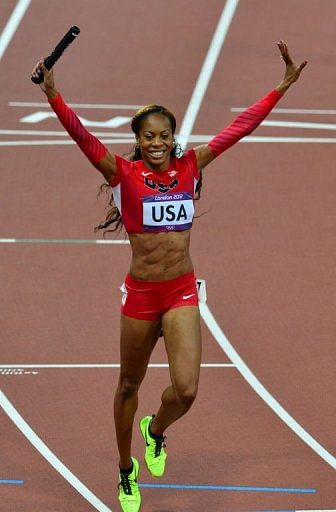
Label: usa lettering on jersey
xmin=143 ymin=192 xmax=194 ymax=231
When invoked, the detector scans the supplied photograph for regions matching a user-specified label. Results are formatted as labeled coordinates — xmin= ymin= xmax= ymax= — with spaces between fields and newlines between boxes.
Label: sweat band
xmin=48 ymin=93 xmax=108 ymax=164
xmin=208 ymin=89 xmax=282 ymax=156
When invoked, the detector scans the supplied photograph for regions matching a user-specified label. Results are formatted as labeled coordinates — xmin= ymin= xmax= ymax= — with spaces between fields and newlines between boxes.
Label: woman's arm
xmin=194 ymin=41 xmax=307 ymax=169
xmin=31 ymin=60 xmax=116 ymax=183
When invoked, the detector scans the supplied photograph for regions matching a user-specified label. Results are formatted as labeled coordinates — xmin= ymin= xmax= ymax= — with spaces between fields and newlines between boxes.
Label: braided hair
xmin=94 ymin=104 xmax=202 ymax=235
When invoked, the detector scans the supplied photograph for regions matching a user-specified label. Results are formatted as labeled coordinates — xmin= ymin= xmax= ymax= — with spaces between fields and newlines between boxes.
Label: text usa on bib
xmin=143 ymin=192 xmax=194 ymax=231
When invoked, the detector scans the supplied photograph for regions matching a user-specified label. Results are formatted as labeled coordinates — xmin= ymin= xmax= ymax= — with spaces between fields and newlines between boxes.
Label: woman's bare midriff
xmin=128 ymin=230 xmax=193 ymax=281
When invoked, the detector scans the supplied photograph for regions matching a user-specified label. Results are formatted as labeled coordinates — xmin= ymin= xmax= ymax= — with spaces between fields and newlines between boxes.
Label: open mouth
xmin=149 ymin=150 xmax=165 ymax=159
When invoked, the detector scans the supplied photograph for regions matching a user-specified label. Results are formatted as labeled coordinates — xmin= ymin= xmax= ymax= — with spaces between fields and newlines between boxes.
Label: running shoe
xmin=139 ymin=415 xmax=167 ymax=477
xmin=118 ymin=457 xmax=141 ymax=512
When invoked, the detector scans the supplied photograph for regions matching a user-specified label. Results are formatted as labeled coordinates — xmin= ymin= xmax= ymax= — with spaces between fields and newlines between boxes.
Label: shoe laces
xmin=154 ymin=435 xmax=166 ymax=457
xmin=118 ymin=472 xmax=134 ymax=495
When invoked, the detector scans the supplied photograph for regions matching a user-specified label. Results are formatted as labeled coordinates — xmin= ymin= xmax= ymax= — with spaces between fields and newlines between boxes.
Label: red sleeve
xmin=48 ymin=93 xmax=108 ymax=164
xmin=208 ymin=89 xmax=282 ymax=156
xmin=109 ymin=154 xmax=131 ymax=186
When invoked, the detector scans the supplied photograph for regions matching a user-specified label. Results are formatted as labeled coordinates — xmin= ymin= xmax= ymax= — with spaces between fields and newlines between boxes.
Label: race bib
xmin=143 ymin=192 xmax=194 ymax=231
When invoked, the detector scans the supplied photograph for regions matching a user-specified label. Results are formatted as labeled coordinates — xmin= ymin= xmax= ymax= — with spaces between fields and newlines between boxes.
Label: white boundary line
xmin=200 ymin=304 xmax=336 ymax=470
xmin=2 ymin=136 xmax=336 ymax=148
xmin=0 ymin=130 xmax=133 ymax=137
xmin=262 ymin=120 xmax=336 ymax=131
xmin=178 ymin=0 xmax=240 ymax=148
xmin=0 ymin=390 xmax=112 ymax=512
xmin=0 ymin=363 xmax=235 ymax=369
xmin=177 ymin=0 xmax=336 ymax=471
xmin=0 ymin=0 xmax=32 ymax=61
xmin=232 ymin=107 xmax=336 ymax=115
xmin=0 ymin=139 xmax=134 ymax=147
xmin=9 ymin=102 xmax=143 ymax=110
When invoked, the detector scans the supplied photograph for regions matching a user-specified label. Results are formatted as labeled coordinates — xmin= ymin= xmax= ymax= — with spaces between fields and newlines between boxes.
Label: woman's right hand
xmin=31 ymin=59 xmax=58 ymax=99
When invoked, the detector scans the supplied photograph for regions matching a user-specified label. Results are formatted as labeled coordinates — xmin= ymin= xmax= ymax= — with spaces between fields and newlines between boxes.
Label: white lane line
xmin=9 ymin=102 xmax=143 ymax=110
xmin=0 ymin=0 xmax=31 ymax=61
xmin=0 ymin=390 xmax=112 ymax=512
xmin=0 ymin=130 xmax=134 ymax=137
xmin=262 ymin=120 xmax=336 ymax=130
xmin=0 ymin=139 xmax=134 ymax=147
xmin=200 ymin=303 xmax=336 ymax=470
xmin=0 ymin=363 xmax=235 ymax=369
xmin=187 ymin=135 xmax=336 ymax=144
xmin=0 ymin=238 xmax=129 ymax=244
xmin=3 ymin=137 xmax=336 ymax=147
xmin=232 ymin=107 xmax=336 ymax=115
xmin=178 ymin=0 xmax=240 ymax=149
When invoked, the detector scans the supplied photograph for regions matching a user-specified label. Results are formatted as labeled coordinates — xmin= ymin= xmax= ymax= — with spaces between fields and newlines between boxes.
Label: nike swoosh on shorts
xmin=182 ymin=293 xmax=195 ymax=300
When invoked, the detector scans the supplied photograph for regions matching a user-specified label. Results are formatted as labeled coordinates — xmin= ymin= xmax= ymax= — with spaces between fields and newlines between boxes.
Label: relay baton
xmin=31 ymin=25 xmax=80 ymax=84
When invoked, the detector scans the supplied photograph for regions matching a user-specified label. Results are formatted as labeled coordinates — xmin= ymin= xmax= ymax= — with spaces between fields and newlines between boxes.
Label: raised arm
xmin=31 ymin=60 xmax=116 ymax=183
xmin=194 ymin=41 xmax=307 ymax=169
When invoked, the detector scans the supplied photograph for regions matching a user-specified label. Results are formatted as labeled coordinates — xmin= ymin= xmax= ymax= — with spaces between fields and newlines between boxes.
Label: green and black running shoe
xmin=139 ymin=415 xmax=167 ymax=478
xmin=118 ymin=457 xmax=141 ymax=512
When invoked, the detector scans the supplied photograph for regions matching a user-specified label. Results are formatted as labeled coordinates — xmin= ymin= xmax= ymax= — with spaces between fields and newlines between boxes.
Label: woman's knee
xmin=174 ymin=383 xmax=198 ymax=407
xmin=117 ymin=377 xmax=142 ymax=399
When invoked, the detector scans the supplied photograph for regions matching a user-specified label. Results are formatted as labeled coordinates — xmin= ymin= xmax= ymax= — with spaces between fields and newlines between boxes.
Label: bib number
xmin=143 ymin=192 xmax=194 ymax=231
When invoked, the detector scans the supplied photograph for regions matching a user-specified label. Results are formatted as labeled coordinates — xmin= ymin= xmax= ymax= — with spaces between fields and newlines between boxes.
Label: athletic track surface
xmin=0 ymin=1 xmax=335 ymax=511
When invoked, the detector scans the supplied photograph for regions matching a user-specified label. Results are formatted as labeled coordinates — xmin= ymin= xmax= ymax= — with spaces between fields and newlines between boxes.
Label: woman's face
xmin=137 ymin=113 xmax=174 ymax=171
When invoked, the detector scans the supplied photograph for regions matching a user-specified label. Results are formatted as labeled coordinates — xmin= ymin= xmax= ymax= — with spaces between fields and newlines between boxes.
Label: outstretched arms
xmin=31 ymin=60 xmax=117 ymax=183
xmin=193 ymin=41 xmax=307 ymax=169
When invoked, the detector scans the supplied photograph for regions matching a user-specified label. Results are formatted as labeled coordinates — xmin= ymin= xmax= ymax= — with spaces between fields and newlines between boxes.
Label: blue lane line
xmin=138 ymin=483 xmax=316 ymax=493
xmin=0 ymin=479 xmax=24 ymax=485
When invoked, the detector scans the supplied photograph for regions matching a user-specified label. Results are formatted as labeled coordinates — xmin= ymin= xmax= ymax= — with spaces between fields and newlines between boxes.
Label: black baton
xmin=31 ymin=26 xmax=80 ymax=84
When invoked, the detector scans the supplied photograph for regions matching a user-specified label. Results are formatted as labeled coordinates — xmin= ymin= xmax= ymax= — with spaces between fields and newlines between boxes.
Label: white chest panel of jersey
xmin=143 ymin=192 xmax=194 ymax=232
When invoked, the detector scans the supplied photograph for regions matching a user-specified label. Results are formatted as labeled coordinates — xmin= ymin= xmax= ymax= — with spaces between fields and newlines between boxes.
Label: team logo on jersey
xmin=144 ymin=177 xmax=179 ymax=194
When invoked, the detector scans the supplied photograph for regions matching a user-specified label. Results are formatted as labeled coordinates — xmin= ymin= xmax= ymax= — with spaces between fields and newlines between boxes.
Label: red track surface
xmin=1 ymin=1 xmax=335 ymax=511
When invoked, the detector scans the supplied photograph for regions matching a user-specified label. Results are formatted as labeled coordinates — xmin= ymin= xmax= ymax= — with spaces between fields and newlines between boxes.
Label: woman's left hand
xmin=276 ymin=40 xmax=307 ymax=93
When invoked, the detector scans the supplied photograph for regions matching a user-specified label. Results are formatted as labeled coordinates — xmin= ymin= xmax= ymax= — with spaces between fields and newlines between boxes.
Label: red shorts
xmin=120 ymin=272 xmax=198 ymax=321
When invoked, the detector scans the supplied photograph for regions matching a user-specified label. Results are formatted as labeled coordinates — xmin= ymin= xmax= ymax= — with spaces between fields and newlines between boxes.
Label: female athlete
xmin=32 ymin=41 xmax=306 ymax=512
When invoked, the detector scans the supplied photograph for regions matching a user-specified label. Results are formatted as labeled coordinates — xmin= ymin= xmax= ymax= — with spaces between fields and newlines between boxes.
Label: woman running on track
xmin=32 ymin=41 xmax=306 ymax=512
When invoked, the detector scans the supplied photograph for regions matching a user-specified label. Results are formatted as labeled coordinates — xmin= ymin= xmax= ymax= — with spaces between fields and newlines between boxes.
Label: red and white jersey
xmin=110 ymin=149 xmax=200 ymax=234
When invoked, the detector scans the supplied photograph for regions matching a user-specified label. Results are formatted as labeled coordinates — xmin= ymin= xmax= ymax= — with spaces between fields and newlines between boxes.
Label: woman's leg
xmin=150 ymin=306 xmax=201 ymax=436
xmin=114 ymin=314 xmax=161 ymax=469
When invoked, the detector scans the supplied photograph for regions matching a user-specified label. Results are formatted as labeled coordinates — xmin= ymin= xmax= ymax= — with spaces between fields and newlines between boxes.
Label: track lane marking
xmin=9 ymin=102 xmax=143 ymax=109
xmin=3 ymin=137 xmax=336 ymax=147
xmin=0 ymin=390 xmax=113 ymax=512
xmin=0 ymin=130 xmax=134 ymax=137
xmin=178 ymin=0 xmax=240 ymax=148
xmin=232 ymin=107 xmax=336 ymax=115
xmin=0 ymin=479 xmax=24 ymax=485
xmin=0 ymin=0 xmax=31 ymax=61
xmin=200 ymin=303 xmax=336 ymax=470
xmin=138 ymin=483 xmax=316 ymax=493
xmin=262 ymin=120 xmax=336 ymax=130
